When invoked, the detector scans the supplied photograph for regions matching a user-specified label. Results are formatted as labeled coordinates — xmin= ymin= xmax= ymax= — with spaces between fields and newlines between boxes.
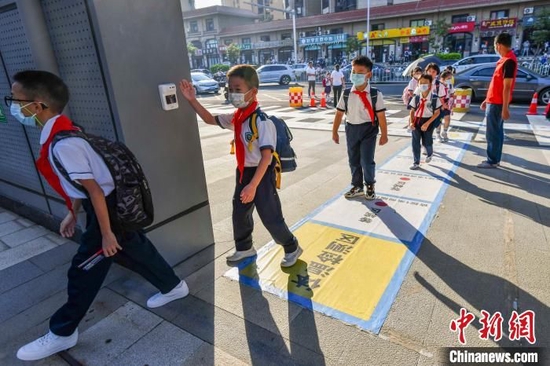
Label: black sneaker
xmin=365 ymin=184 xmax=375 ymax=200
xmin=344 ymin=186 xmax=363 ymax=198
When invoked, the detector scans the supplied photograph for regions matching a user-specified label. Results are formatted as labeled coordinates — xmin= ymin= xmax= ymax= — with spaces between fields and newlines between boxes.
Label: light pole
xmin=366 ymin=0 xmax=370 ymax=57
xmin=244 ymin=1 xmax=299 ymax=65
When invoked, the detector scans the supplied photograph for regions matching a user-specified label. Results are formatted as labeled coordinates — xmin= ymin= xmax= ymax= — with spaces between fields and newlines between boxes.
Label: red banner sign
xmin=449 ymin=22 xmax=475 ymax=34
xmin=480 ymin=18 xmax=517 ymax=30
xmin=410 ymin=36 xmax=429 ymax=43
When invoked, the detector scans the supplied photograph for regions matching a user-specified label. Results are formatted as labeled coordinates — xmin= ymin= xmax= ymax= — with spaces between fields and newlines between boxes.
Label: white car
xmin=256 ymin=64 xmax=296 ymax=85
xmin=452 ymin=55 xmax=501 ymax=73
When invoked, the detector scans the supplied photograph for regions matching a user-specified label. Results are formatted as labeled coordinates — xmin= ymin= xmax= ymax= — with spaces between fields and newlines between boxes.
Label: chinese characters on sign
xmin=480 ymin=18 xmax=517 ymax=30
xmin=450 ymin=308 xmax=536 ymax=345
xmin=291 ymin=232 xmax=360 ymax=292
xmin=299 ymin=33 xmax=348 ymax=46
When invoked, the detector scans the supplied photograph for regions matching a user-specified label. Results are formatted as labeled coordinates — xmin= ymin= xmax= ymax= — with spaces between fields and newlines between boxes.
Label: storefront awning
xmin=328 ymin=43 xmax=345 ymax=49
xmin=304 ymin=45 xmax=321 ymax=50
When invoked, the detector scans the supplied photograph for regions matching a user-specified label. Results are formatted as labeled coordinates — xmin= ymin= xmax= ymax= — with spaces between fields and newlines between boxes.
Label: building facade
xmin=184 ymin=0 xmax=549 ymax=68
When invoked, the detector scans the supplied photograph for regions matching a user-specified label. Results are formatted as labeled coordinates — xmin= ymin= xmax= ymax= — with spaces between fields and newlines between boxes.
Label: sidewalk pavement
xmin=0 ymin=118 xmax=548 ymax=365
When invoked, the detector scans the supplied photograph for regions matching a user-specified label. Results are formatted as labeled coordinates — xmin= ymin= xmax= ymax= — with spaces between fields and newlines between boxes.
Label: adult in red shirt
xmin=478 ymin=33 xmax=517 ymax=168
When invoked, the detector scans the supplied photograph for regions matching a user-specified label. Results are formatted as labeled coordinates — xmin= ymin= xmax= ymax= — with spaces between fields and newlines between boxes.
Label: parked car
xmin=452 ymin=55 xmax=501 ymax=73
xmin=341 ymin=63 xmax=391 ymax=83
xmin=292 ymin=63 xmax=308 ymax=80
xmin=191 ymin=72 xmax=219 ymax=94
xmin=454 ymin=65 xmax=550 ymax=105
xmin=402 ymin=55 xmax=457 ymax=77
xmin=190 ymin=68 xmax=213 ymax=78
xmin=256 ymin=64 xmax=296 ymax=85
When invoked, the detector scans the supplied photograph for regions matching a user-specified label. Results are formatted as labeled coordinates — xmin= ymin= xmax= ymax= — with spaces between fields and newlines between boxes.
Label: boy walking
xmin=332 ymin=56 xmax=389 ymax=200
xmin=180 ymin=65 xmax=302 ymax=266
xmin=12 ymin=71 xmax=188 ymax=361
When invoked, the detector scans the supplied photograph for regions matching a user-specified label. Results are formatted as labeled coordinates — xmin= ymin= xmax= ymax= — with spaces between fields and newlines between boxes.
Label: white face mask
xmin=10 ymin=102 xmax=40 ymax=127
xmin=418 ymin=84 xmax=430 ymax=93
xmin=229 ymin=89 xmax=252 ymax=109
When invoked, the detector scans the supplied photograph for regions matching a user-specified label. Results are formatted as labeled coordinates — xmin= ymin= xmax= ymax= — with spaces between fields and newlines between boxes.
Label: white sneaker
xmin=281 ymin=246 xmax=303 ymax=268
xmin=410 ymin=163 xmax=420 ymax=170
xmin=17 ymin=330 xmax=78 ymax=361
xmin=147 ymin=280 xmax=189 ymax=308
xmin=425 ymin=155 xmax=433 ymax=163
xmin=442 ymin=131 xmax=449 ymax=142
xmin=226 ymin=247 xmax=257 ymax=262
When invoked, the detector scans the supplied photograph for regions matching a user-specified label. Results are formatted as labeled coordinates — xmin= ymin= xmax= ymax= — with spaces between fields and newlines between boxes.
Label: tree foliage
xmin=428 ymin=19 xmax=451 ymax=52
xmin=187 ymin=43 xmax=198 ymax=56
xmin=531 ymin=9 xmax=550 ymax=55
xmin=346 ymin=37 xmax=362 ymax=56
xmin=227 ymin=43 xmax=241 ymax=65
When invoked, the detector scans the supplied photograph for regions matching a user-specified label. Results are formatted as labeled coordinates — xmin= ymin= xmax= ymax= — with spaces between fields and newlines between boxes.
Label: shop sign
xmin=522 ymin=16 xmax=537 ymax=27
xmin=480 ymin=18 xmax=517 ymax=30
xmin=254 ymin=39 xmax=294 ymax=49
xmin=409 ymin=36 xmax=429 ymax=43
xmin=299 ymin=33 xmax=348 ymax=46
xmin=449 ymin=22 xmax=475 ymax=34
xmin=194 ymin=49 xmax=203 ymax=56
xmin=218 ymin=45 xmax=227 ymax=52
xmin=369 ymin=26 xmax=430 ymax=40
xmin=239 ymin=43 xmax=252 ymax=50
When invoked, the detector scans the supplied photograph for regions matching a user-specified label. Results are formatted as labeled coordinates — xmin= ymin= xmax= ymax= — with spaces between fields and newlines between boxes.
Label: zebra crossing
xmin=198 ymin=98 xmax=547 ymax=147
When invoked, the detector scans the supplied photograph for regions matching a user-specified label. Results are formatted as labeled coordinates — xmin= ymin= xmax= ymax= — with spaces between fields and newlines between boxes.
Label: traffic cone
xmin=545 ymin=102 xmax=550 ymax=120
xmin=320 ymin=91 xmax=327 ymax=108
xmin=526 ymin=92 xmax=539 ymax=115
xmin=310 ymin=93 xmax=316 ymax=108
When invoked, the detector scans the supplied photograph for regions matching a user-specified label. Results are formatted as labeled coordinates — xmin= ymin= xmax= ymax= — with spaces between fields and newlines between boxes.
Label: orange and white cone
xmin=545 ymin=102 xmax=550 ymax=120
xmin=526 ymin=92 xmax=539 ymax=115
xmin=320 ymin=92 xmax=327 ymax=108
xmin=310 ymin=93 xmax=316 ymax=108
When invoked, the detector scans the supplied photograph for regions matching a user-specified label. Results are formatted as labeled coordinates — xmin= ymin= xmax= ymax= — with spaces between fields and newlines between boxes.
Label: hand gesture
xmin=421 ymin=123 xmax=430 ymax=132
xmin=179 ymin=79 xmax=196 ymax=101
xmin=379 ymin=135 xmax=388 ymax=146
xmin=332 ymin=132 xmax=340 ymax=144
xmin=480 ymin=100 xmax=487 ymax=111
xmin=102 ymin=231 xmax=123 ymax=257
xmin=60 ymin=212 xmax=77 ymax=238
xmin=240 ymin=184 xmax=257 ymax=204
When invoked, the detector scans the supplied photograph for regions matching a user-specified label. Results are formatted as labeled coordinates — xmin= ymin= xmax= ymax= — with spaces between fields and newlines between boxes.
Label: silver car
xmin=256 ymin=64 xmax=296 ymax=85
xmin=191 ymin=72 xmax=220 ymax=94
xmin=454 ymin=65 xmax=550 ymax=105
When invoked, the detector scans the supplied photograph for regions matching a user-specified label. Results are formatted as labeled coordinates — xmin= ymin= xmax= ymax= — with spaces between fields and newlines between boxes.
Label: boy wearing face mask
xmin=180 ymin=65 xmax=302 ymax=267
xmin=408 ymin=74 xmax=442 ymax=170
xmin=11 ymin=71 xmax=188 ymax=361
xmin=332 ymin=56 xmax=389 ymax=200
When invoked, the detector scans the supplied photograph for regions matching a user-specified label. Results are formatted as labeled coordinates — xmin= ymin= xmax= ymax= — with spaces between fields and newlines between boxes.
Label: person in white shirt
xmin=436 ymin=70 xmax=455 ymax=142
xmin=11 ymin=70 xmax=187 ymax=362
xmin=305 ymin=61 xmax=317 ymax=97
xmin=408 ymin=74 xmax=442 ymax=169
xmin=330 ymin=64 xmax=345 ymax=107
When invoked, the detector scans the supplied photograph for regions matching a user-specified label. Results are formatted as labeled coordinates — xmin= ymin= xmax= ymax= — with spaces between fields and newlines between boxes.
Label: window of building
xmin=451 ymin=14 xmax=469 ymax=23
xmin=322 ymin=0 xmax=329 ymax=10
xmin=490 ymin=10 xmax=509 ymax=19
xmin=410 ymin=19 xmax=425 ymax=27
xmin=305 ymin=30 xmax=317 ymax=37
xmin=335 ymin=0 xmax=357 ymax=12
xmin=260 ymin=35 xmax=270 ymax=42
xmin=281 ymin=33 xmax=292 ymax=40
xmin=242 ymin=37 xmax=251 ymax=44
xmin=224 ymin=39 xmax=233 ymax=46
xmin=189 ymin=21 xmax=198 ymax=33
xmin=205 ymin=18 xmax=215 ymax=32
xmin=387 ymin=0 xmax=393 ymax=5
xmin=330 ymin=28 xmax=344 ymax=34
xmin=371 ymin=24 xmax=384 ymax=31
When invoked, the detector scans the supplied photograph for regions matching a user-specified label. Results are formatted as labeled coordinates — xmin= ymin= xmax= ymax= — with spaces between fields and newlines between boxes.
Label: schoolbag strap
xmin=343 ymin=88 xmax=351 ymax=113
xmin=247 ymin=112 xmax=259 ymax=152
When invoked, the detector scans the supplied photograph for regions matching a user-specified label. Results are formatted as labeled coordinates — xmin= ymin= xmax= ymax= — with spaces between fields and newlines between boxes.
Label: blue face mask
xmin=10 ymin=102 xmax=40 ymax=127
xmin=350 ymin=73 xmax=367 ymax=87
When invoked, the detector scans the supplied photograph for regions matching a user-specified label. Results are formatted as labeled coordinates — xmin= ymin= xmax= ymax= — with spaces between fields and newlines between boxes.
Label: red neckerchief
xmin=353 ymin=89 xmax=375 ymax=124
xmin=232 ymin=101 xmax=259 ymax=182
xmin=414 ymin=96 xmax=428 ymax=126
xmin=36 ymin=115 xmax=79 ymax=215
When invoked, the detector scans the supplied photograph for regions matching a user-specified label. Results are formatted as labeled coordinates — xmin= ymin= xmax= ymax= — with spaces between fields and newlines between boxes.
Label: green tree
xmin=346 ymin=36 xmax=362 ymax=56
xmin=227 ymin=43 xmax=241 ymax=65
xmin=428 ymin=19 xmax=451 ymax=53
xmin=531 ymin=9 xmax=550 ymax=56
xmin=187 ymin=42 xmax=197 ymax=56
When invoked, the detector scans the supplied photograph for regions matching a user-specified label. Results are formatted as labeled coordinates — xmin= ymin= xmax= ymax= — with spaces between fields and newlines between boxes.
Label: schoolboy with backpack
xmin=12 ymin=70 xmax=188 ymax=361
xmin=180 ymin=65 xmax=302 ymax=267
xmin=332 ymin=56 xmax=389 ymax=200
xmin=408 ymin=73 xmax=442 ymax=170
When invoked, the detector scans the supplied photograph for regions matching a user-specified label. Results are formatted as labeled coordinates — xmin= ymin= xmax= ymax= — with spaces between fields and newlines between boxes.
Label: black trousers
xmin=346 ymin=122 xmax=379 ymax=188
xmin=50 ymin=194 xmax=180 ymax=336
xmin=308 ymin=81 xmax=316 ymax=97
xmin=233 ymin=165 xmax=297 ymax=254
xmin=333 ymin=85 xmax=343 ymax=107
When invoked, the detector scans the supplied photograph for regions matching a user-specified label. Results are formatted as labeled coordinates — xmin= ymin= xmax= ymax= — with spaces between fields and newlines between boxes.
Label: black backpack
xmin=248 ymin=110 xmax=297 ymax=188
xmin=52 ymin=130 xmax=154 ymax=231
xmin=342 ymin=86 xmax=379 ymax=124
